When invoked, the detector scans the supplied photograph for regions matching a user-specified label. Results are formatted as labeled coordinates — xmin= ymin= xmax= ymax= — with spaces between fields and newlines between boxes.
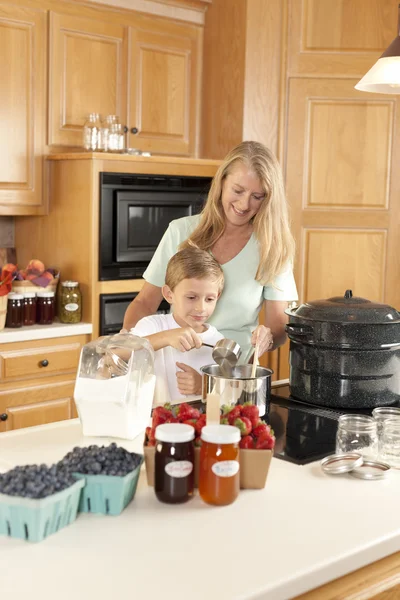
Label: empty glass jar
xmin=83 ymin=113 xmax=102 ymax=151
xmin=336 ymin=414 xmax=378 ymax=460
xmin=372 ymin=406 xmax=400 ymax=437
xmin=379 ymin=417 xmax=400 ymax=468
xmin=100 ymin=115 xmax=124 ymax=152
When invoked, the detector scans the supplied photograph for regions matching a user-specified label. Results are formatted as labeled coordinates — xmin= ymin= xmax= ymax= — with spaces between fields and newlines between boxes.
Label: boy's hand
xmin=251 ymin=325 xmax=274 ymax=356
xmin=176 ymin=363 xmax=202 ymax=395
xmin=167 ymin=327 xmax=203 ymax=352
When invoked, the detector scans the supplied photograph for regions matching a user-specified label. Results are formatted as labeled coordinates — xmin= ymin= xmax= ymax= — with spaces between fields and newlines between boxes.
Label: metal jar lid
xmin=321 ymin=452 xmax=363 ymax=475
xmin=349 ymin=460 xmax=391 ymax=480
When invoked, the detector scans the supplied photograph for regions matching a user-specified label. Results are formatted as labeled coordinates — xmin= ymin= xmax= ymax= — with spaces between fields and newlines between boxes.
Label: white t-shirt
xmin=143 ymin=215 xmax=298 ymax=359
xmin=131 ymin=313 xmax=224 ymax=405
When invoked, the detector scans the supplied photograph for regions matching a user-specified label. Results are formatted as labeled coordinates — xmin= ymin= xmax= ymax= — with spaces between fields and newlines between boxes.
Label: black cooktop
xmin=266 ymin=384 xmax=379 ymax=466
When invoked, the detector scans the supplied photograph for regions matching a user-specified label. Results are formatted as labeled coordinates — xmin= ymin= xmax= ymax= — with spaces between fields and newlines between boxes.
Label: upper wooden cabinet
xmin=48 ymin=12 xmax=128 ymax=147
xmin=49 ymin=12 xmax=201 ymax=155
xmin=0 ymin=4 xmax=46 ymax=215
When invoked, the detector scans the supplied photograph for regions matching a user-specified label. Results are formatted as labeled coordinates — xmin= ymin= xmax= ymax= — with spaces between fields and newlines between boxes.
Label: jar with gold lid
xmin=58 ymin=281 xmax=82 ymax=324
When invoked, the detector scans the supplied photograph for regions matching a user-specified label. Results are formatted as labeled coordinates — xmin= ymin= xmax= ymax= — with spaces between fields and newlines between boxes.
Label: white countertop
xmin=0 ymin=322 xmax=92 ymax=343
xmin=0 ymin=420 xmax=399 ymax=600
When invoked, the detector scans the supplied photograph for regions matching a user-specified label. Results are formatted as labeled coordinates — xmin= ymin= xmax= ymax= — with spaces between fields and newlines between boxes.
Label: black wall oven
xmin=100 ymin=292 xmax=170 ymax=336
xmin=99 ymin=172 xmax=212 ymax=281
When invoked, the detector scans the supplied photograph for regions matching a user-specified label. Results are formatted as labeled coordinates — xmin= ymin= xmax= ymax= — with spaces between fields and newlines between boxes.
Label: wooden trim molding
xmin=82 ymin=0 xmax=209 ymax=24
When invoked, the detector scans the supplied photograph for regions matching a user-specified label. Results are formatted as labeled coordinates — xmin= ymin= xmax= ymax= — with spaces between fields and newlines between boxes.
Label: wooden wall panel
xmin=307 ymin=100 xmax=393 ymax=209
xmin=303 ymin=229 xmax=386 ymax=302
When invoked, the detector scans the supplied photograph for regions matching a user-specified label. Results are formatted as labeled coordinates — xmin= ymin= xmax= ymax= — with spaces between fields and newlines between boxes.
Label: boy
xmin=130 ymin=247 xmax=225 ymax=405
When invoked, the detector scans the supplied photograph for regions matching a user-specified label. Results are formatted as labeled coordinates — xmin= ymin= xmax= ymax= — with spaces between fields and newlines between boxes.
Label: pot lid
xmin=290 ymin=290 xmax=400 ymax=324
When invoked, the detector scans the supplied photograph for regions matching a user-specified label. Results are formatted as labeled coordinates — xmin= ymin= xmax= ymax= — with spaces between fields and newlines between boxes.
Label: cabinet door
xmin=0 ymin=380 xmax=75 ymax=432
xmin=0 ymin=4 xmax=46 ymax=215
xmin=49 ymin=12 xmax=128 ymax=147
xmin=129 ymin=24 xmax=200 ymax=156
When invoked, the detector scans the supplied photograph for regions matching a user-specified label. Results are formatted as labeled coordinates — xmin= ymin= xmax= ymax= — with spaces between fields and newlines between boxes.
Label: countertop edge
xmin=0 ymin=323 xmax=93 ymax=343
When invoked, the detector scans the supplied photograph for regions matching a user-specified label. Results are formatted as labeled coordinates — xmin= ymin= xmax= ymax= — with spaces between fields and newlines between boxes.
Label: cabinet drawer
xmin=0 ymin=341 xmax=81 ymax=382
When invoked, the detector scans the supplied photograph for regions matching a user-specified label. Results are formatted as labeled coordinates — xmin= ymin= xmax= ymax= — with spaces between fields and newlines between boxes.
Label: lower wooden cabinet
xmin=0 ymin=334 xmax=89 ymax=432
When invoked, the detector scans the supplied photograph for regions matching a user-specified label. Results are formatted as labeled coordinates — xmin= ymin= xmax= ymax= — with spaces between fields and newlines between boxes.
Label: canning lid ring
xmin=321 ymin=452 xmax=363 ymax=475
xmin=348 ymin=460 xmax=391 ymax=480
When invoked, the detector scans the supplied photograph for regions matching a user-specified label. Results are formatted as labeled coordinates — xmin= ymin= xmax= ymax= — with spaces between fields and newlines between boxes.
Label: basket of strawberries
xmin=144 ymin=402 xmax=275 ymax=489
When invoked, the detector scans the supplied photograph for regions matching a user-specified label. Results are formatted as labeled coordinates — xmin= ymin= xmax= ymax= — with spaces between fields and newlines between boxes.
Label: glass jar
xmin=5 ymin=293 xmax=24 ymax=328
xmin=83 ymin=113 xmax=102 ymax=151
xmin=336 ymin=414 xmax=378 ymax=460
xmin=155 ymin=423 xmax=195 ymax=504
xmin=379 ymin=417 xmax=400 ymax=468
xmin=23 ymin=293 xmax=36 ymax=326
xmin=58 ymin=281 xmax=82 ymax=324
xmin=199 ymin=425 xmax=240 ymax=506
xmin=37 ymin=291 xmax=55 ymax=325
xmin=372 ymin=406 xmax=400 ymax=437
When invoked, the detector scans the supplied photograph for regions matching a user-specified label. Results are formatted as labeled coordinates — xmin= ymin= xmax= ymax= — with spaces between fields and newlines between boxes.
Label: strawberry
xmin=152 ymin=406 xmax=172 ymax=428
xmin=255 ymin=433 xmax=275 ymax=450
xmin=241 ymin=404 xmax=260 ymax=428
xmin=194 ymin=414 xmax=206 ymax=436
xmin=165 ymin=416 xmax=179 ymax=424
xmin=182 ymin=419 xmax=196 ymax=428
xmin=145 ymin=426 xmax=152 ymax=442
xmin=226 ymin=405 xmax=242 ymax=425
xmin=234 ymin=416 xmax=252 ymax=436
xmin=194 ymin=437 xmax=202 ymax=447
xmin=239 ymin=435 xmax=254 ymax=449
xmin=252 ymin=422 xmax=271 ymax=439
xmin=147 ymin=439 xmax=156 ymax=447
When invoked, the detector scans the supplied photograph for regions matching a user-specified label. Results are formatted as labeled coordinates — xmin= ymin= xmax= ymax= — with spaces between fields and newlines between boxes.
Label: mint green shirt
xmin=143 ymin=215 xmax=298 ymax=360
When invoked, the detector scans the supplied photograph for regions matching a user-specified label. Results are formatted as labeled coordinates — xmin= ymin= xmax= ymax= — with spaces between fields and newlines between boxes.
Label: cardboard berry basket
xmin=143 ymin=444 xmax=273 ymax=490
xmin=12 ymin=277 xmax=59 ymax=296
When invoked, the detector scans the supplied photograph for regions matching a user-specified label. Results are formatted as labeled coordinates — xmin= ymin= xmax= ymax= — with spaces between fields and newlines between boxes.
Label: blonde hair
xmin=165 ymin=247 xmax=224 ymax=293
xmin=180 ymin=141 xmax=295 ymax=285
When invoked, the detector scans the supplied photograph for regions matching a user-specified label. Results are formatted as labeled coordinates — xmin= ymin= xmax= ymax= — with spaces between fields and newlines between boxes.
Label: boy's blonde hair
xmin=180 ymin=141 xmax=295 ymax=286
xmin=165 ymin=247 xmax=224 ymax=293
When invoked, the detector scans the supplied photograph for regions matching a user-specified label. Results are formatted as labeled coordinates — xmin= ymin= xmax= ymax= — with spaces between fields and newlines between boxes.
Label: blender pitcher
xmin=74 ymin=333 xmax=156 ymax=440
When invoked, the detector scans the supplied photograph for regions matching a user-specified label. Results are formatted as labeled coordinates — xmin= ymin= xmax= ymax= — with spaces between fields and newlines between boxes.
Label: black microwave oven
xmin=99 ymin=172 xmax=212 ymax=280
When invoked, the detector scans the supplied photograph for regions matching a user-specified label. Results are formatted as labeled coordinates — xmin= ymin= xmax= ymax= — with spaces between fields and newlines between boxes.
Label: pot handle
xmin=285 ymin=324 xmax=313 ymax=337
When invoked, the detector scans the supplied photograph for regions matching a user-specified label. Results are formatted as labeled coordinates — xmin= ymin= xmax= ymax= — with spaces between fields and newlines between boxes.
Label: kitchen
xmin=1 ymin=0 xmax=400 ymax=598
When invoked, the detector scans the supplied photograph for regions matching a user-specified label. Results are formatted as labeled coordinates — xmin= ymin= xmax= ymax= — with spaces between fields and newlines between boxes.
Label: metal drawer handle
xmin=0 ymin=413 xmax=8 ymax=421
xmin=40 ymin=359 xmax=49 ymax=367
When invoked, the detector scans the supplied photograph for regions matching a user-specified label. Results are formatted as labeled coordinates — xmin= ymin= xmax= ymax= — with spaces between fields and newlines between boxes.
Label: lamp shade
xmin=355 ymin=6 xmax=400 ymax=94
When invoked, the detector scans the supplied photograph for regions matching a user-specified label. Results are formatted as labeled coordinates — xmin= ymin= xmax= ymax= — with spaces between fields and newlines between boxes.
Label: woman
xmin=123 ymin=141 xmax=298 ymax=361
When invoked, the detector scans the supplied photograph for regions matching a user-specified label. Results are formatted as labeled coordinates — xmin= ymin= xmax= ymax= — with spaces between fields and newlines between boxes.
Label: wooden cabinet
xmin=0 ymin=3 xmax=46 ymax=216
xmin=0 ymin=334 xmax=89 ymax=432
xmin=49 ymin=11 xmax=201 ymax=155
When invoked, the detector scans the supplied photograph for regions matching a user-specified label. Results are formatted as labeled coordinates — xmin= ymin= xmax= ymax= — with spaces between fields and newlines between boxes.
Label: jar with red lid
xmin=199 ymin=424 xmax=240 ymax=506
xmin=23 ymin=293 xmax=36 ymax=326
xmin=154 ymin=423 xmax=195 ymax=504
xmin=5 ymin=293 xmax=24 ymax=328
xmin=36 ymin=291 xmax=55 ymax=325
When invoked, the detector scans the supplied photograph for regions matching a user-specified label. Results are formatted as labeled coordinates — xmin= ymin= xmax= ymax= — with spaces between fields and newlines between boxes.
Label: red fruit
xmin=194 ymin=415 xmax=206 ymax=436
xmin=194 ymin=437 xmax=202 ymax=447
xmin=252 ymin=423 xmax=271 ymax=439
xmin=152 ymin=406 xmax=172 ymax=427
xmin=182 ymin=419 xmax=196 ymax=428
xmin=226 ymin=405 xmax=242 ymax=425
xmin=165 ymin=416 xmax=179 ymax=424
xmin=147 ymin=439 xmax=156 ymax=447
xmin=241 ymin=404 xmax=260 ymax=428
xmin=239 ymin=435 xmax=254 ymax=449
xmin=234 ymin=416 xmax=252 ymax=436
xmin=177 ymin=402 xmax=191 ymax=415
xmin=145 ymin=426 xmax=152 ymax=441
xmin=255 ymin=433 xmax=275 ymax=450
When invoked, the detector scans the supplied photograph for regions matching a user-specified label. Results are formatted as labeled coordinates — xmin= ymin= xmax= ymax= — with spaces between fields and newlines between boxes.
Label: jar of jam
xmin=23 ymin=293 xmax=36 ymax=326
xmin=199 ymin=425 xmax=240 ymax=506
xmin=36 ymin=291 xmax=55 ymax=325
xmin=155 ymin=423 xmax=195 ymax=504
xmin=58 ymin=281 xmax=82 ymax=324
xmin=5 ymin=293 xmax=24 ymax=328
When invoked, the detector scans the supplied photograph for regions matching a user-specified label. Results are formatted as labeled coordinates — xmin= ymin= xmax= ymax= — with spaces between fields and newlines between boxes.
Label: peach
xmin=26 ymin=273 xmax=39 ymax=281
xmin=41 ymin=271 xmax=54 ymax=281
xmin=26 ymin=259 xmax=45 ymax=274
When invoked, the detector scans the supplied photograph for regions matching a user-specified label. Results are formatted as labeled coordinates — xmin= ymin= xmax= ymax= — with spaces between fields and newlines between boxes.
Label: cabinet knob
xmin=131 ymin=127 xmax=139 ymax=135
xmin=0 ymin=413 xmax=8 ymax=421
xmin=123 ymin=126 xmax=128 ymax=134
xmin=40 ymin=359 xmax=49 ymax=367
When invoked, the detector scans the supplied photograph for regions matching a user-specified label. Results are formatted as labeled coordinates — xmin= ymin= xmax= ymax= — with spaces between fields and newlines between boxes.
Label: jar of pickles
xmin=199 ymin=425 xmax=240 ymax=506
xmin=58 ymin=281 xmax=82 ymax=324
xmin=5 ymin=293 xmax=24 ymax=328
xmin=37 ymin=291 xmax=55 ymax=325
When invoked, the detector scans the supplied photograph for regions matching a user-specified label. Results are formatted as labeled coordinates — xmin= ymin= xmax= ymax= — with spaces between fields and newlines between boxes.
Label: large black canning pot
xmin=285 ymin=290 xmax=400 ymax=408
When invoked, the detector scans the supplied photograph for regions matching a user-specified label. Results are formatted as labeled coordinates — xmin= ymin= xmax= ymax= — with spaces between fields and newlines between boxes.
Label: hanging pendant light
xmin=355 ymin=3 xmax=400 ymax=94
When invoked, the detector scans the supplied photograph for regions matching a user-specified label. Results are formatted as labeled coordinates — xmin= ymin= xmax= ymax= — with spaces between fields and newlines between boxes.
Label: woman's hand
xmin=175 ymin=363 xmax=202 ymax=395
xmin=167 ymin=328 xmax=203 ymax=352
xmin=251 ymin=325 xmax=274 ymax=356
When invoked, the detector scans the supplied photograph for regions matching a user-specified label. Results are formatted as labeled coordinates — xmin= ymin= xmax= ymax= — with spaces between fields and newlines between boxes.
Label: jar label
xmin=165 ymin=461 xmax=193 ymax=478
xmin=65 ymin=303 xmax=79 ymax=312
xmin=212 ymin=460 xmax=239 ymax=478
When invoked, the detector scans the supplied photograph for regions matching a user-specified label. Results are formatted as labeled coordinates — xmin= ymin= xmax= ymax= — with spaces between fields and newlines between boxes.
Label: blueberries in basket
xmin=0 ymin=464 xmax=77 ymax=499
xmin=57 ymin=444 xmax=142 ymax=477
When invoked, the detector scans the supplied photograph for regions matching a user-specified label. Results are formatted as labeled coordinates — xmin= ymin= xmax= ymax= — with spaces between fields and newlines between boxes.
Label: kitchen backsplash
xmin=0 ymin=217 xmax=14 ymax=247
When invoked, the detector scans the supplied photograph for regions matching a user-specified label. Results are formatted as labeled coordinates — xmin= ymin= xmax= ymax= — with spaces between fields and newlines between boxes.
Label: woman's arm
xmin=263 ymin=300 xmax=289 ymax=349
xmin=122 ymin=282 xmax=164 ymax=330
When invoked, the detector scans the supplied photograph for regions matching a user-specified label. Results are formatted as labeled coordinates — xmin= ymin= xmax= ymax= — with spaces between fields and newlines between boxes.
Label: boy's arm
xmin=144 ymin=330 xmax=175 ymax=351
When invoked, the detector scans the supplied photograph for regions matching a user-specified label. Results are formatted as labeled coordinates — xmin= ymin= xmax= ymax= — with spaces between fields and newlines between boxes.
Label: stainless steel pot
xmin=201 ymin=364 xmax=273 ymax=416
